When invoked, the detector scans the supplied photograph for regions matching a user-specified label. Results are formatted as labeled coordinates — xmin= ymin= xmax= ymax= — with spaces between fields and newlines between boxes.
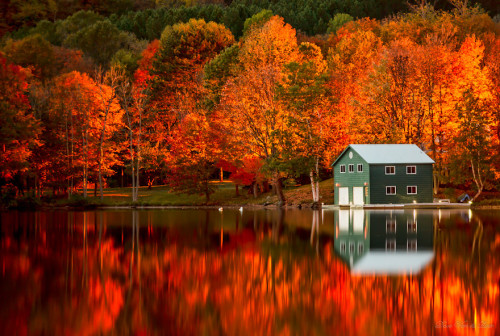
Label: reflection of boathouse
xmin=334 ymin=210 xmax=434 ymax=275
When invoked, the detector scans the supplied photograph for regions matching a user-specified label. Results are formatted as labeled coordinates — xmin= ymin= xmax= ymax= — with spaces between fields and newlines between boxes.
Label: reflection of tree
xmin=0 ymin=210 xmax=498 ymax=335
xmin=310 ymin=210 xmax=320 ymax=255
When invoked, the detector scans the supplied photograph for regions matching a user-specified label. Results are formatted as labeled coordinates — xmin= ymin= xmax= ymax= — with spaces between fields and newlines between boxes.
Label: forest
xmin=1 ymin=0 xmax=500 ymax=206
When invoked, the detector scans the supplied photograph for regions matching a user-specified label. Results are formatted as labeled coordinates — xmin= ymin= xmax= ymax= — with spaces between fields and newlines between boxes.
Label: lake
xmin=0 ymin=208 xmax=498 ymax=335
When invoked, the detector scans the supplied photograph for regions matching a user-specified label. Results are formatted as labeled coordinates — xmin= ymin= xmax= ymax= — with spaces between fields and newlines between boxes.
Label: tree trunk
xmin=82 ymin=128 xmax=88 ymax=198
xmin=273 ymin=175 xmax=285 ymax=205
xmin=309 ymin=157 xmax=321 ymax=203
xmin=472 ymin=188 xmax=483 ymax=202
xmin=263 ymin=181 xmax=269 ymax=193
xmin=124 ymin=103 xmax=137 ymax=202
xmin=235 ymin=184 xmax=239 ymax=196
xmin=253 ymin=183 xmax=258 ymax=198
xmin=205 ymin=182 xmax=210 ymax=204
xmin=135 ymin=107 xmax=142 ymax=201
xmin=470 ymin=159 xmax=484 ymax=202
xmin=314 ymin=159 xmax=320 ymax=202
xmin=98 ymin=108 xmax=110 ymax=201
xmin=310 ymin=170 xmax=317 ymax=202
xmin=433 ymin=173 xmax=439 ymax=195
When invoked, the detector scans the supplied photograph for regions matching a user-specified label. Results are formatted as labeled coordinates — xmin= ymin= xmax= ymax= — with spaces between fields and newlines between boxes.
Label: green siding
xmin=333 ymin=148 xmax=370 ymax=204
xmin=369 ymin=164 xmax=433 ymax=204
xmin=334 ymin=210 xmax=370 ymax=266
xmin=369 ymin=211 xmax=433 ymax=250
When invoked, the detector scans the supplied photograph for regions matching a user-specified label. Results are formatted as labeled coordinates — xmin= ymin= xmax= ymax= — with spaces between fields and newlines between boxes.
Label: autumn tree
xmin=94 ymin=66 xmax=124 ymax=200
xmin=277 ymin=42 xmax=330 ymax=204
xmin=327 ymin=18 xmax=382 ymax=149
xmin=483 ymin=34 xmax=500 ymax=172
xmin=0 ymin=55 xmax=40 ymax=195
xmin=220 ymin=15 xmax=301 ymax=205
xmin=2 ymin=34 xmax=56 ymax=81
xmin=452 ymin=89 xmax=495 ymax=200
xmin=166 ymin=111 xmax=222 ymax=203
xmin=115 ymin=65 xmax=148 ymax=202
xmin=43 ymin=71 xmax=123 ymax=198
xmin=145 ymin=19 xmax=233 ymax=190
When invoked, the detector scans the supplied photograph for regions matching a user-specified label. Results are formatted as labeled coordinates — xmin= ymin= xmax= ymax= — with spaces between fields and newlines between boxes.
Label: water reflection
xmin=334 ymin=210 xmax=434 ymax=275
xmin=0 ymin=209 xmax=498 ymax=335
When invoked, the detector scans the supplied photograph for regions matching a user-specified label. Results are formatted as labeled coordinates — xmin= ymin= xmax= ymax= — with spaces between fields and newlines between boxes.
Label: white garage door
xmin=353 ymin=187 xmax=364 ymax=205
xmin=353 ymin=209 xmax=364 ymax=232
xmin=338 ymin=187 xmax=349 ymax=205
xmin=339 ymin=209 xmax=349 ymax=231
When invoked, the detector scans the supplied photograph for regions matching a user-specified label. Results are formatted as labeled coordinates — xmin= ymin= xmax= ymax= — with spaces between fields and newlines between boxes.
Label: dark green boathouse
xmin=333 ymin=144 xmax=434 ymax=205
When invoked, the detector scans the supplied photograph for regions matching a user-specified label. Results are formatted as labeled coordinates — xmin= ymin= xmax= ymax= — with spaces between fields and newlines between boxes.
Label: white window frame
xmin=349 ymin=242 xmax=355 ymax=254
xmin=407 ymin=219 xmax=417 ymax=233
xmin=385 ymin=166 xmax=395 ymax=175
xmin=358 ymin=243 xmax=364 ymax=254
xmin=348 ymin=164 xmax=354 ymax=173
xmin=340 ymin=241 xmax=346 ymax=253
xmin=357 ymin=164 xmax=363 ymax=172
xmin=407 ymin=186 xmax=417 ymax=195
xmin=340 ymin=164 xmax=346 ymax=173
xmin=407 ymin=239 xmax=417 ymax=251
xmin=406 ymin=165 xmax=416 ymax=174
xmin=386 ymin=218 xmax=396 ymax=233
xmin=386 ymin=239 xmax=396 ymax=251
xmin=386 ymin=186 xmax=396 ymax=195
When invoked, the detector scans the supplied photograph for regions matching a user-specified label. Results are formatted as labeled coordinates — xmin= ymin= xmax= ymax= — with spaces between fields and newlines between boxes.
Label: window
xmin=386 ymin=239 xmax=396 ymax=251
xmin=340 ymin=165 xmax=346 ymax=173
xmin=349 ymin=242 xmax=355 ymax=254
xmin=357 ymin=164 xmax=363 ymax=172
xmin=358 ymin=243 xmax=364 ymax=254
xmin=386 ymin=218 xmax=396 ymax=234
xmin=348 ymin=164 xmax=354 ymax=173
xmin=406 ymin=165 xmax=416 ymax=174
xmin=340 ymin=241 xmax=346 ymax=253
xmin=407 ymin=239 xmax=417 ymax=251
xmin=386 ymin=186 xmax=396 ymax=195
xmin=407 ymin=186 xmax=417 ymax=194
xmin=385 ymin=166 xmax=395 ymax=175
xmin=407 ymin=219 xmax=417 ymax=233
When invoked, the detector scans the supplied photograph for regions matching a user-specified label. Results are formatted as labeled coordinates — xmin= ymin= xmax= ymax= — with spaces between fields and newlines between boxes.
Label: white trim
xmin=406 ymin=165 xmax=416 ymax=174
xmin=385 ymin=166 xmax=395 ymax=175
xmin=348 ymin=164 xmax=354 ymax=173
xmin=340 ymin=164 xmax=346 ymax=173
xmin=357 ymin=163 xmax=363 ymax=172
xmin=407 ymin=186 xmax=417 ymax=194
xmin=386 ymin=186 xmax=396 ymax=195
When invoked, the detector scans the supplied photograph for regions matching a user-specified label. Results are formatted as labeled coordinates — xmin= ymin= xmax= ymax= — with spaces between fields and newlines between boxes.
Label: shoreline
xmin=3 ymin=203 xmax=500 ymax=211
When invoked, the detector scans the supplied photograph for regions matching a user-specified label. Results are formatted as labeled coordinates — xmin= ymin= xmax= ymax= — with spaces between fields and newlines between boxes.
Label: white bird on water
xmin=218 ymin=207 xmax=223 ymax=212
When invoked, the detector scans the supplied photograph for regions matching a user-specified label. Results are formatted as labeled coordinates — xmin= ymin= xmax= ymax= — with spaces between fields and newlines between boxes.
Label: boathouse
xmin=332 ymin=144 xmax=434 ymax=205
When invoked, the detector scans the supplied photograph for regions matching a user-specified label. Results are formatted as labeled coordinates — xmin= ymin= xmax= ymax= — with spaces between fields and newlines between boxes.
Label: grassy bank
xmin=39 ymin=179 xmax=335 ymax=208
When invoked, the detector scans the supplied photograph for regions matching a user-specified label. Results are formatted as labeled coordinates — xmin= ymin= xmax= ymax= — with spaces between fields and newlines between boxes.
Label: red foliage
xmin=0 ymin=54 xmax=39 ymax=179
xmin=134 ymin=39 xmax=159 ymax=88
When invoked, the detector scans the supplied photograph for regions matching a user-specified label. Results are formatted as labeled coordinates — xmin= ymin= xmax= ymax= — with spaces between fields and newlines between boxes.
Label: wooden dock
xmin=322 ymin=203 xmax=471 ymax=210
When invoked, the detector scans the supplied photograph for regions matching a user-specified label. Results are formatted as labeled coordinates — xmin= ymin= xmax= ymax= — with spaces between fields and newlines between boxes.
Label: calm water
xmin=0 ymin=208 xmax=498 ymax=335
